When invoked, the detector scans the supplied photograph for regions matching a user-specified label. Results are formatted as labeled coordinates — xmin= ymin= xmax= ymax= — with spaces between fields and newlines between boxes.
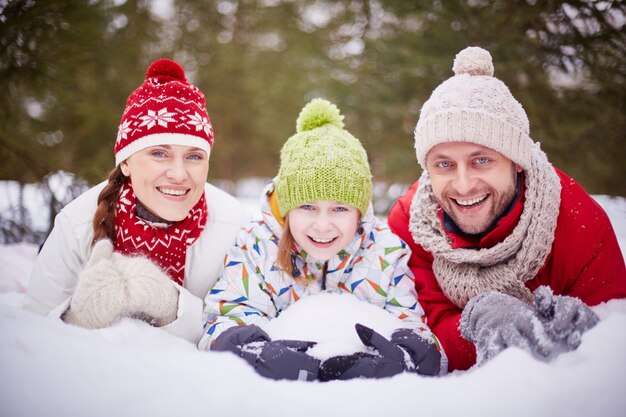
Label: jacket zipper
xmin=290 ymin=253 xmax=301 ymax=278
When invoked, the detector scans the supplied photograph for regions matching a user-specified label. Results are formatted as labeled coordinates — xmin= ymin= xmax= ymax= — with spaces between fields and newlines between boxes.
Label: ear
xmin=515 ymin=164 xmax=523 ymax=173
xmin=120 ymin=161 xmax=130 ymax=177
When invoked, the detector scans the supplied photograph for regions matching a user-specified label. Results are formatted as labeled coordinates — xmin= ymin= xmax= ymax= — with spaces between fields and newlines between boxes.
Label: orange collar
xmin=268 ymin=191 xmax=286 ymax=227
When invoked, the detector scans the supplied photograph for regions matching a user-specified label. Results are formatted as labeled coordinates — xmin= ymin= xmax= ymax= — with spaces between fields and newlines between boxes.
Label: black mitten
xmin=212 ymin=325 xmax=319 ymax=381
xmin=252 ymin=340 xmax=320 ymax=381
xmin=212 ymin=324 xmax=270 ymax=366
xmin=319 ymin=351 xmax=403 ymax=381
xmin=390 ymin=328 xmax=441 ymax=376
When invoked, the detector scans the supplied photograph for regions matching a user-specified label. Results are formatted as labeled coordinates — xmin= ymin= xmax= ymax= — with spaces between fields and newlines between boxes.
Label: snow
xmin=1 ymin=184 xmax=625 ymax=417
xmin=263 ymin=292 xmax=413 ymax=360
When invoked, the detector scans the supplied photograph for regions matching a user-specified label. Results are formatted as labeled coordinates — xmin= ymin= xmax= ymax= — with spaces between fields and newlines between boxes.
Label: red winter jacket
xmin=388 ymin=167 xmax=626 ymax=372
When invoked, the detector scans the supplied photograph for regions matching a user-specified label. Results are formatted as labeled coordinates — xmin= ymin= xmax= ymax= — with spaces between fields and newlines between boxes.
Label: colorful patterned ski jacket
xmin=199 ymin=182 xmax=446 ymax=371
xmin=388 ymin=167 xmax=626 ymax=372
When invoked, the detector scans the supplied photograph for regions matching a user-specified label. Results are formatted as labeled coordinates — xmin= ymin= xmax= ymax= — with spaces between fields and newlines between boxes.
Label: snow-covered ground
xmin=0 ymin=179 xmax=625 ymax=417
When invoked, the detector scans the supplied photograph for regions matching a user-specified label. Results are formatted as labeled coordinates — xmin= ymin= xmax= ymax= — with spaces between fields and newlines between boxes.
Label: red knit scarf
xmin=114 ymin=181 xmax=207 ymax=285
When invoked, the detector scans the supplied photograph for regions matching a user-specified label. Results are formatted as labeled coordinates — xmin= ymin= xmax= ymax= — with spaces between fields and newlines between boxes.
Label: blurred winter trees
xmin=1 ymin=0 xmax=625 ymax=195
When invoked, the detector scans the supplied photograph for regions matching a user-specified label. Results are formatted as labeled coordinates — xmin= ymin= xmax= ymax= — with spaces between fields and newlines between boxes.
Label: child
xmin=199 ymin=99 xmax=446 ymax=381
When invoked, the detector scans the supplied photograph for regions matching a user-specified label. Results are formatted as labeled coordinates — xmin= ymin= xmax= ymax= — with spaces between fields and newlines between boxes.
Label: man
xmin=388 ymin=46 xmax=626 ymax=371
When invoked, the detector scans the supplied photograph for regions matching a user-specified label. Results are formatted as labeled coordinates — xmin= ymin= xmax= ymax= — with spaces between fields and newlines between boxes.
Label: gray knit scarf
xmin=409 ymin=143 xmax=561 ymax=308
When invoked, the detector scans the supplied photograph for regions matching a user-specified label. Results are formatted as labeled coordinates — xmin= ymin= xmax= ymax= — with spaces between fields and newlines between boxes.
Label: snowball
xmin=262 ymin=292 xmax=410 ymax=360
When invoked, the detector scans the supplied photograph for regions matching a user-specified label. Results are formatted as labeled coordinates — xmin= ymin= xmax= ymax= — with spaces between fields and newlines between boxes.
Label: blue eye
xmin=333 ymin=206 xmax=348 ymax=212
xmin=187 ymin=153 xmax=204 ymax=161
xmin=475 ymin=157 xmax=489 ymax=165
xmin=299 ymin=204 xmax=315 ymax=210
xmin=151 ymin=150 xmax=167 ymax=158
xmin=437 ymin=161 xmax=451 ymax=168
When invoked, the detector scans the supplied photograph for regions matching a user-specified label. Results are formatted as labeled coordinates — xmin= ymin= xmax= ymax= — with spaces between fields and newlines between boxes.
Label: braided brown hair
xmin=92 ymin=166 xmax=126 ymax=246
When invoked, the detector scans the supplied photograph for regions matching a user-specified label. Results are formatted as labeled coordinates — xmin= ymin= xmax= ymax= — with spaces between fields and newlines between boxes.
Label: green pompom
xmin=296 ymin=98 xmax=344 ymax=133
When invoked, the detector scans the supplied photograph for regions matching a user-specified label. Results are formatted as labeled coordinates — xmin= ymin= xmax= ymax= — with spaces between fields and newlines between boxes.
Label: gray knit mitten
xmin=63 ymin=239 xmax=179 ymax=329
xmin=534 ymin=286 xmax=599 ymax=350
xmin=460 ymin=291 xmax=555 ymax=364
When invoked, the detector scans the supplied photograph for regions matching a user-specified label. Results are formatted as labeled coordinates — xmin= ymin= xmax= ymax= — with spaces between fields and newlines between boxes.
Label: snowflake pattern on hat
xmin=114 ymin=59 xmax=214 ymax=165
xmin=137 ymin=108 xmax=177 ymax=130
xmin=188 ymin=111 xmax=213 ymax=137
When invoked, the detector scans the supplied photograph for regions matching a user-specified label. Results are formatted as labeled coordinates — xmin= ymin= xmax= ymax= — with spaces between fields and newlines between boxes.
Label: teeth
xmin=311 ymin=237 xmax=334 ymax=243
xmin=159 ymin=187 xmax=187 ymax=196
xmin=455 ymin=195 xmax=487 ymax=206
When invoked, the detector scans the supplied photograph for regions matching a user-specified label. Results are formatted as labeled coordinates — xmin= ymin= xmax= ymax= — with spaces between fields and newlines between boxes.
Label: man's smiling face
xmin=426 ymin=142 xmax=522 ymax=234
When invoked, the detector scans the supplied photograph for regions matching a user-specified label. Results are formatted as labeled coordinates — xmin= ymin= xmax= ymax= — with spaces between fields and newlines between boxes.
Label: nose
xmin=313 ymin=211 xmax=333 ymax=232
xmin=165 ymin=158 xmax=188 ymax=182
xmin=451 ymin=165 xmax=475 ymax=195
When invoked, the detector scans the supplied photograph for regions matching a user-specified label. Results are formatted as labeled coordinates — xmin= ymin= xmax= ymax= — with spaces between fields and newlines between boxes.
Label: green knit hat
xmin=275 ymin=98 xmax=372 ymax=217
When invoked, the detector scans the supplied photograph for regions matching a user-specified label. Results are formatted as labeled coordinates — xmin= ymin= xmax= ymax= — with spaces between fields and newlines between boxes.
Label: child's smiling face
xmin=287 ymin=200 xmax=359 ymax=262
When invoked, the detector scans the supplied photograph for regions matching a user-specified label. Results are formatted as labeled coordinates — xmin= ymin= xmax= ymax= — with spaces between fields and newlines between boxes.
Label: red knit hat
xmin=114 ymin=59 xmax=214 ymax=165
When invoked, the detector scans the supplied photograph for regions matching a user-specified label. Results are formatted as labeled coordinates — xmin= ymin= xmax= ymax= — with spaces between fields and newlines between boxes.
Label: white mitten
xmin=63 ymin=239 xmax=179 ymax=329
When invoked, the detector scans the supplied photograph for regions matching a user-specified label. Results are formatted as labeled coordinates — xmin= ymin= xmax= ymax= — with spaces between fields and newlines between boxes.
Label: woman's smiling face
xmin=120 ymin=145 xmax=209 ymax=221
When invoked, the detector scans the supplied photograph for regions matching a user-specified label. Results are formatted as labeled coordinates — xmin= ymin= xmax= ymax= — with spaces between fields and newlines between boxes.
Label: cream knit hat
xmin=414 ymin=46 xmax=533 ymax=171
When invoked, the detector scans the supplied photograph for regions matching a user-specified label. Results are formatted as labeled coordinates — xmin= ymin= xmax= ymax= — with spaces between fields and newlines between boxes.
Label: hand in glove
xmin=63 ymin=239 xmax=179 ymax=329
xmin=319 ymin=351 xmax=403 ymax=381
xmin=211 ymin=323 xmax=270 ymax=365
xmin=534 ymin=286 xmax=599 ymax=349
xmin=212 ymin=325 xmax=320 ymax=381
xmin=389 ymin=328 xmax=442 ymax=376
xmin=320 ymin=324 xmax=441 ymax=381
xmin=460 ymin=291 xmax=555 ymax=364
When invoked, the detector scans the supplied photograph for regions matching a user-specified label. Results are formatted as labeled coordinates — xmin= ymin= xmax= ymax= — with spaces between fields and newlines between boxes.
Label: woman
xmin=23 ymin=59 xmax=250 ymax=342
xmin=199 ymin=99 xmax=446 ymax=381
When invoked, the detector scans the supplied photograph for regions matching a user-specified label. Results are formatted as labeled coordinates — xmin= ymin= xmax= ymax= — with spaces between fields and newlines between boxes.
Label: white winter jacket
xmin=23 ymin=181 xmax=251 ymax=343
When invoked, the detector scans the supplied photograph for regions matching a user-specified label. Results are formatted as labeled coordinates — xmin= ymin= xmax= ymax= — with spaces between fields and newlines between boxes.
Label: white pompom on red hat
xmin=114 ymin=59 xmax=214 ymax=165
xmin=414 ymin=46 xmax=533 ymax=171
